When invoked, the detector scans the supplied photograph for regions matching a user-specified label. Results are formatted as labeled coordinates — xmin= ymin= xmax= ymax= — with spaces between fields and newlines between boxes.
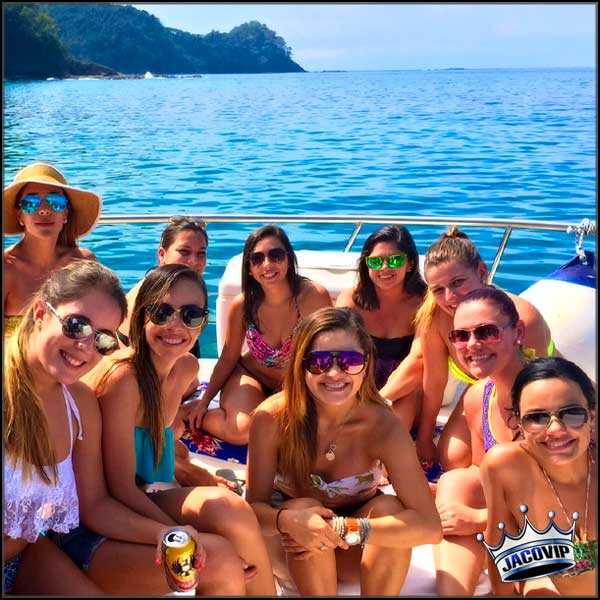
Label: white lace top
xmin=3 ymin=385 xmax=83 ymax=543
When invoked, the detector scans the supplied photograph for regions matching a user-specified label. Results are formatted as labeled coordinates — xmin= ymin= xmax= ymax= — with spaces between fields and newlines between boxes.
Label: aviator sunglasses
xmin=520 ymin=406 xmax=590 ymax=433
xmin=448 ymin=323 xmax=512 ymax=347
xmin=45 ymin=302 xmax=119 ymax=356
xmin=303 ymin=350 xmax=368 ymax=375
xmin=365 ymin=254 xmax=406 ymax=270
xmin=248 ymin=247 xmax=287 ymax=267
xmin=148 ymin=303 xmax=209 ymax=329
xmin=20 ymin=193 xmax=68 ymax=214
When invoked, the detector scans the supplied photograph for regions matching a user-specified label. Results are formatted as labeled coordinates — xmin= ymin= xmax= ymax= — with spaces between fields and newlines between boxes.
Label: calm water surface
xmin=4 ymin=69 xmax=596 ymax=355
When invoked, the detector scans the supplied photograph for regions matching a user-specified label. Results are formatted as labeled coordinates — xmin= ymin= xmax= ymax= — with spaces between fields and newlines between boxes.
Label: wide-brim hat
xmin=3 ymin=162 xmax=102 ymax=237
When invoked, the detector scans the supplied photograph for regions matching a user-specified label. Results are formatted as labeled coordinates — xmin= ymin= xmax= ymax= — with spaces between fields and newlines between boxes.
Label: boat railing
xmin=98 ymin=214 xmax=596 ymax=284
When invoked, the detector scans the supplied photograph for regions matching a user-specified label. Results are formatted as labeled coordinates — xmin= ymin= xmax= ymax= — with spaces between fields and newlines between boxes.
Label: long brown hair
xmin=4 ymin=260 xmax=127 ymax=483
xmin=277 ymin=307 xmax=388 ymax=494
xmin=107 ymin=264 xmax=207 ymax=469
xmin=240 ymin=225 xmax=305 ymax=328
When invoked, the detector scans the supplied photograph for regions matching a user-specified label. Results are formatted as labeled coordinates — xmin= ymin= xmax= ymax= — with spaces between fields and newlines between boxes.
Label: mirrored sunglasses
xmin=520 ymin=406 xmax=589 ymax=433
xmin=448 ymin=323 xmax=511 ymax=347
xmin=46 ymin=302 xmax=119 ymax=356
xmin=20 ymin=193 xmax=68 ymax=214
xmin=148 ymin=303 xmax=209 ymax=329
xmin=303 ymin=350 xmax=368 ymax=375
xmin=248 ymin=247 xmax=287 ymax=267
xmin=365 ymin=254 xmax=406 ymax=270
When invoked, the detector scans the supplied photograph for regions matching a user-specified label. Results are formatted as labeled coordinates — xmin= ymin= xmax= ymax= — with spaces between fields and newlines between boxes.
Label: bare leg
xmin=338 ymin=494 xmax=412 ymax=595
xmin=87 ymin=533 xmax=246 ymax=596
xmin=438 ymin=396 xmax=472 ymax=471
xmin=13 ymin=536 xmax=104 ymax=596
xmin=152 ymin=486 xmax=276 ymax=595
xmin=391 ymin=387 xmax=421 ymax=432
xmin=201 ymin=365 xmax=265 ymax=445
xmin=434 ymin=467 xmax=487 ymax=596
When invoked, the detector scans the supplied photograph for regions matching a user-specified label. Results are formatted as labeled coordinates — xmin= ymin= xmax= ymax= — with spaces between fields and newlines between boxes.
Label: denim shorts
xmin=3 ymin=553 xmax=22 ymax=593
xmin=48 ymin=525 xmax=107 ymax=572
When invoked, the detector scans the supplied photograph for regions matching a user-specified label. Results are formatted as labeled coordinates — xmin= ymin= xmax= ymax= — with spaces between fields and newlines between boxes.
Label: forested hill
xmin=4 ymin=2 xmax=305 ymax=80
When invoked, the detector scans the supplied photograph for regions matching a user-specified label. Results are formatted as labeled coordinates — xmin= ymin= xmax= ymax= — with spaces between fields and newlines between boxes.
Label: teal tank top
xmin=134 ymin=426 xmax=175 ymax=484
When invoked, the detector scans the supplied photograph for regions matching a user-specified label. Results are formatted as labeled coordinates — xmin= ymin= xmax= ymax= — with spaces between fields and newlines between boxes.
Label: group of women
xmin=3 ymin=161 xmax=596 ymax=597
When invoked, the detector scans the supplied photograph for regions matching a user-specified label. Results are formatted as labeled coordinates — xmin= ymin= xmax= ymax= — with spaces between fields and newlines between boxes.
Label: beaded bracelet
xmin=358 ymin=517 xmax=371 ymax=546
xmin=276 ymin=507 xmax=289 ymax=534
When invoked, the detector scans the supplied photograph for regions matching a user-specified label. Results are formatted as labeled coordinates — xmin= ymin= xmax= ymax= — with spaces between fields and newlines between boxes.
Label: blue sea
xmin=3 ymin=68 xmax=596 ymax=356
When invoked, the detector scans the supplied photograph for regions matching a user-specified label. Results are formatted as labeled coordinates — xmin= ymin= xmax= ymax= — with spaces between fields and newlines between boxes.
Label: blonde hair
xmin=276 ymin=307 xmax=388 ymax=495
xmin=4 ymin=260 xmax=127 ymax=484
xmin=415 ymin=226 xmax=484 ymax=332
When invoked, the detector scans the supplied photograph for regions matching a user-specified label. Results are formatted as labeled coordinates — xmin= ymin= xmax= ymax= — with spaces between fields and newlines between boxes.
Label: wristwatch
xmin=343 ymin=518 xmax=362 ymax=546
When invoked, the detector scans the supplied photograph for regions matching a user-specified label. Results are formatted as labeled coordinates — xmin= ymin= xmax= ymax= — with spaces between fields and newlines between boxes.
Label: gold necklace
xmin=541 ymin=454 xmax=591 ymax=542
xmin=324 ymin=406 xmax=355 ymax=462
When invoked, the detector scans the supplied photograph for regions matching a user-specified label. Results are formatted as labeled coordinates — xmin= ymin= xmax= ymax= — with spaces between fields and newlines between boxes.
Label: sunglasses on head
xmin=448 ymin=323 xmax=512 ymax=347
xmin=365 ymin=254 xmax=406 ymax=270
xmin=520 ymin=406 xmax=589 ymax=433
xmin=20 ymin=193 xmax=68 ymax=214
xmin=148 ymin=303 xmax=209 ymax=329
xmin=46 ymin=302 xmax=119 ymax=356
xmin=248 ymin=247 xmax=287 ymax=267
xmin=169 ymin=215 xmax=206 ymax=229
xmin=303 ymin=350 xmax=368 ymax=375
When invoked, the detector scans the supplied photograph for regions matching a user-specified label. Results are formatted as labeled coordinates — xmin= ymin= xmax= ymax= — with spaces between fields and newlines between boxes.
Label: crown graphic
xmin=477 ymin=505 xmax=577 ymax=582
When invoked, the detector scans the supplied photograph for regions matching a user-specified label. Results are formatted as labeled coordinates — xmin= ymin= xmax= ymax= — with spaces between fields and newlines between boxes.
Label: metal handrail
xmin=97 ymin=214 xmax=595 ymax=284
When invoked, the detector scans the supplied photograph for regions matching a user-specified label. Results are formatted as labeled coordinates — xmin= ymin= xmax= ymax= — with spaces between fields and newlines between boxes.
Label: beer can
xmin=161 ymin=527 xmax=199 ymax=592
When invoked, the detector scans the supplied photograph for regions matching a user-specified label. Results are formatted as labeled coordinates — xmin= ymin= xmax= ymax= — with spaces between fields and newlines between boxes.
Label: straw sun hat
xmin=3 ymin=162 xmax=102 ymax=237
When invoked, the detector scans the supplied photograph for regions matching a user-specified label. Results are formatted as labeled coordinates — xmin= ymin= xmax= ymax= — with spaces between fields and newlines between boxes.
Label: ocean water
xmin=3 ymin=69 xmax=596 ymax=356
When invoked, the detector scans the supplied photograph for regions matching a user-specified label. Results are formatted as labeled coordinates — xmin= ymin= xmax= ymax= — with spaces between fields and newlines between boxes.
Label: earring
xmin=18 ymin=219 xmax=24 ymax=226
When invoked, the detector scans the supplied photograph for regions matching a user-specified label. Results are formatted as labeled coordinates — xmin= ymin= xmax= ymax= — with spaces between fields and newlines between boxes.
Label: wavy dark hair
xmin=160 ymin=215 xmax=208 ymax=249
xmin=353 ymin=225 xmax=426 ymax=310
xmin=241 ymin=224 xmax=305 ymax=328
xmin=456 ymin=286 xmax=520 ymax=327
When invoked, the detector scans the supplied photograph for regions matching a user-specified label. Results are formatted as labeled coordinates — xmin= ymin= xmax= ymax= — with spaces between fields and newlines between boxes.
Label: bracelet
xmin=358 ymin=517 xmax=371 ymax=546
xmin=275 ymin=507 xmax=289 ymax=534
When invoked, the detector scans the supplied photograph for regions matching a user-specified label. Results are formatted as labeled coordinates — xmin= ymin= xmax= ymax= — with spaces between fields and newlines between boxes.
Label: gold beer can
xmin=161 ymin=527 xmax=199 ymax=592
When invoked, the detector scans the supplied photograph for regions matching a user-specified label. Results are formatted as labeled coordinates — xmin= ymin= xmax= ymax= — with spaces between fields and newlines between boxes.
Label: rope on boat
xmin=567 ymin=218 xmax=596 ymax=263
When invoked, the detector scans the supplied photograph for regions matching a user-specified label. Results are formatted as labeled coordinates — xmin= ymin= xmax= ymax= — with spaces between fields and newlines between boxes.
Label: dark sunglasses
xmin=520 ymin=406 xmax=590 ymax=433
xmin=303 ymin=350 xmax=368 ymax=375
xmin=248 ymin=247 xmax=287 ymax=267
xmin=20 ymin=193 xmax=68 ymax=214
xmin=148 ymin=303 xmax=209 ymax=329
xmin=365 ymin=254 xmax=406 ymax=270
xmin=448 ymin=323 xmax=511 ymax=347
xmin=46 ymin=302 xmax=119 ymax=356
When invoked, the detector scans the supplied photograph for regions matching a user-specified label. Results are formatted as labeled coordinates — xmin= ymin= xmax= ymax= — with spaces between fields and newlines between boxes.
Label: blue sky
xmin=131 ymin=3 xmax=596 ymax=71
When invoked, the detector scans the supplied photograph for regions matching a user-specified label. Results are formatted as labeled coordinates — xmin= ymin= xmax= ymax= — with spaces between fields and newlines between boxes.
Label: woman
xmin=118 ymin=215 xmax=208 ymax=359
xmin=336 ymin=225 xmax=427 ymax=428
xmin=246 ymin=307 xmax=442 ymax=596
xmin=433 ymin=287 xmax=529 ymax=596
xmin=480 ymin=357 xmax=596 ymax=596
xmin=83 ymin=264 xmax=276 ymax=596
xmin=187 ymin=224 xmax=332 ymax=445
xmin=3 ymin=162 xmax=99 ymax=338
xmin=409 ymin=226 xmax=555 ymax=468
xmin=4 ymin=260 xmax=245 ymax=596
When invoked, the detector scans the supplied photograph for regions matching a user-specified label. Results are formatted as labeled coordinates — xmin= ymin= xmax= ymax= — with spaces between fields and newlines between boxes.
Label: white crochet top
xmin=4 ymin=385 xmax=83 ymax=543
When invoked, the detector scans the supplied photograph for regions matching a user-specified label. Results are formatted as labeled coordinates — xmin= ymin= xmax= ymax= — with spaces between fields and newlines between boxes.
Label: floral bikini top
xmin=275 ymin=460 xmax=384 ymax=508
xmin=245 ymin=297 xmax=302 ymax=368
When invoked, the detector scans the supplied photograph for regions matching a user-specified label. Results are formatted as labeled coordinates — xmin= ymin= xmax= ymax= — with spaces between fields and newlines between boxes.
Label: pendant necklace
xmin=324 ymin=407 xmax=355 ymax=462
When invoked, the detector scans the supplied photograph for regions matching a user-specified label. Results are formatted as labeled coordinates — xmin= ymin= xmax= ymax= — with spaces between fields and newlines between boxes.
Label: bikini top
xmin=134 ymin=426 xmax=175 ymax=485
xmin=4 ymin=385 xmax=83 ymax=543
xmin=481 ymin=380 xmax=499 ymax=453
xmin=245 ymin=297 xmax=302 ymax=368
xmin=274 ymin=460 xmax=384 ymax=508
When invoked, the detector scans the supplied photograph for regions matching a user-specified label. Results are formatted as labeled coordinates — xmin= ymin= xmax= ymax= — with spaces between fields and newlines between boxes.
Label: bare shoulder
xmin=299 ymin=278 xmax=332 ymax=309
xmin=176 ymin=353 xmax=200 ymax=380
xmin=65 ymin=380 xmax=101 ymax=423
xmin=229 ymin=293 xmax=245 ymax=313
xmin=60 ymin=245 xmax=97 ymax=263
xmin=509 ymin=292 xmax=544 ymax=324
xmin=367 ymin=402 xmax=412 ymax=449
xmin=253 ymin=392 xmax=285 ymax=419
xmin=334 ymin=287 xmax=356 ymax=308
xmin=482 ymin=441 xmax=529 ymax=476
xmin=463 ymin=379 xmax=487 ymax=415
